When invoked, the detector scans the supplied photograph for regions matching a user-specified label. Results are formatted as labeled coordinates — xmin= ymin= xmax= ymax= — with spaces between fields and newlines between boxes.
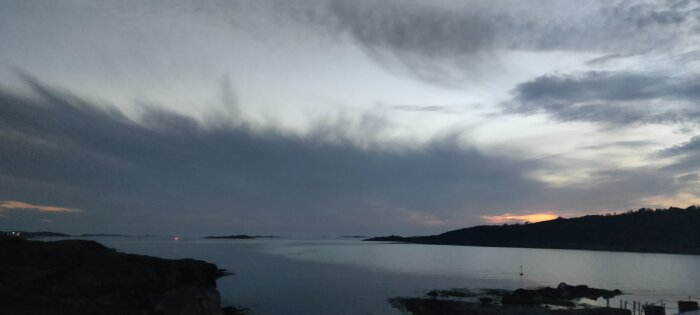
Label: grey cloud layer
xmin=0 ymin=78 xmax=540 ymax=235
xmin=659 ymin=136 xmax=700 ymax=174
xmin=297 ymin=0 xmax=699 ymax=84
xmin=1 ymin=78 xmax=694 ymax=235
xmin=509 ymin=71 xmax=700 ymax=125
xmin=281 ymin=0 xmax=700 ymax=122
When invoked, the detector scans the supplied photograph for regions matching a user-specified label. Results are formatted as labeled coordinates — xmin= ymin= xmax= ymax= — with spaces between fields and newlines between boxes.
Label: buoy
xmin=520 ymin=265 xmax=524 ymax=276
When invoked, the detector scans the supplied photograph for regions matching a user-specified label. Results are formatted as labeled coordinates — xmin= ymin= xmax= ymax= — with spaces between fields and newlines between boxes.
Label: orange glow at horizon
xmin=481 ymin=213 xmax=558 ymax=224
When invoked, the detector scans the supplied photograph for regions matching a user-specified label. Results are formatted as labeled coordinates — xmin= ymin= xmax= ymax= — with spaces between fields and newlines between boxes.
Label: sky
xmin=1 ymin=0 xmax=700 ymax=237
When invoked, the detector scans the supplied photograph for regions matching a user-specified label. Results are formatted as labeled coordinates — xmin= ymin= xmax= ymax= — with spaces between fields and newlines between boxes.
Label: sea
xmin=85 ymin=237 xmax=700 ymax=315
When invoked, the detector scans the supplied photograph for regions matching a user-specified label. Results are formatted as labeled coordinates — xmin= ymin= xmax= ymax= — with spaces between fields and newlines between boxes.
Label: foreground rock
xmin=501 ymin=283 xmax=622 ymax=307
xmin=0 ymin=236 xmax=236 ymax=315
xmin=391 ymin=298 xmax=631 ymax=315
xmin=390 ymin=284 xmax=629 ymax=315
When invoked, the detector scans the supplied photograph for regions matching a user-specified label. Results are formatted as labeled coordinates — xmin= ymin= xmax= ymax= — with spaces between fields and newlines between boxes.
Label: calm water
xmin=91 ymin=237 xmax=700 ymax=315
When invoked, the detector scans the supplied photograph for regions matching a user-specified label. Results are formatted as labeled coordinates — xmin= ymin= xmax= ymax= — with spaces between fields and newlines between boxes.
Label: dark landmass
xmin=1 ymin=231 xmax=70 ymax=238
xmin=340 ymin=235 xmax=368 ymax=239
xmin=0 ymin=234 xmax=244 ymax=315
xmin=80 ymin=233 xmax=133 ymax=238
xmin=204 ymin=234 xmax=282 ymax=239
xmin=204 ymin=235 xmax=256 ymax=239
xmin=366 ymin=206 xmax=700 ymax=255
xmin=390 ymin=283 xmax=628 ymax=315
xmin=391 ymin=298 xmax=630 ymax=315
xmin=367 ymin=235 xmax=407 ymax=242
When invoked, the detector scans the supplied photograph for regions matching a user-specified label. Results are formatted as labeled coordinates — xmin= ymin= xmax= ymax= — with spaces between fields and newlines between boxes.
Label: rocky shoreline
xmin=390 ymin=283 xmax=630 ymax=315
xmin=0 ymin=235 xmax=243 ymax=315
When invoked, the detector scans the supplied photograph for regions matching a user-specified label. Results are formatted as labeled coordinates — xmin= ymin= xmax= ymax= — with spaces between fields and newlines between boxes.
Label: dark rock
xmin=502 ymin=288 xmax=546 ymax=306
xmin=557 ymin=283 xmax=623 ymax=300
xmin=425 ymin=289 xmax=475 ymax=298
xmin=502 ymin=283 xmax=621 ymax=307
xmin=222 ymin=306 xmax=249 ymax=315
xmin=642 ymin=305 xmax=665 ymax=315
xmin=156 ymin=286 xmax=222 ymax=315
xmin=0 ymin=238 xmax=230 ymax=315
xmin=391 ymin=297 xmax=630 ymax=315
xmin=479 ymin=297 xmax=493 ymax=306
xmin=678 ymin=301 xmax=699 ymax=312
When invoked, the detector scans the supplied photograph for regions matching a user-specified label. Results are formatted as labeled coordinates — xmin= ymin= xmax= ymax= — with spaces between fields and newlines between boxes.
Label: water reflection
xmin=95 ymin=238 xmax=700 ymax=315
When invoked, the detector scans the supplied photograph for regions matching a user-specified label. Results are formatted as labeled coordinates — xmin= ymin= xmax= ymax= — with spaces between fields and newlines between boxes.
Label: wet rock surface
xmin=0 ymin=237 xmax=231 ymax=315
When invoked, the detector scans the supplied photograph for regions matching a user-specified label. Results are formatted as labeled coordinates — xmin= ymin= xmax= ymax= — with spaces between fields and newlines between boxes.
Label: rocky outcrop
xmin=390 ymin=284 xmax=628 ymax=315
xmin=501 ymin=283 xmax=622 ymax=307
xmin=0 ymin=237 xmax=230 ymax=315
xmin=390 ymin=297 xmax=632 ymax=315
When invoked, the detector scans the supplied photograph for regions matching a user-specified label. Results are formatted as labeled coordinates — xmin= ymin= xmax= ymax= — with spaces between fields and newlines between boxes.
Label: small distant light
xmin=173 ymin=236 xmax=180 ymax=241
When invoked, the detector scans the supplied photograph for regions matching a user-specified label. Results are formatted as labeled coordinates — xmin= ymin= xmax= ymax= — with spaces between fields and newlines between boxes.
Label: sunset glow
xmin=481 ymin=213 xmax=559 ymax=224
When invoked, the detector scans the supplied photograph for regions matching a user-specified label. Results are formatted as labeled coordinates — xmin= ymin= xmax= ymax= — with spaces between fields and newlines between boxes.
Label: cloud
xmin=296 ymin=0 xmax=700 ymax=85
xmin=660 ymin=136 xmax=700 ymax=156
xmin=0 ymin=200 xmax=81 ymax=213
xmin=509 ymin=71 xmax=700 ymax=125
xmin=580 ymin=140 xmax=658 ymax=151
xmin=636 ymin=192 xmax=700 ymax=209
xmin=657 ymin=135 xmax=700 ymax=174
xmin=328 ymin=1 xmax=498 ymax=57
xmin=2 ymin=75 xmax=698 ymax=235
xmin=613 ymin=0 xmax=698 ymax=27
xmin=390 ymin=105 xmax=453 ymax=113
xmin=0 ymin=76 xmax=545 ymax=235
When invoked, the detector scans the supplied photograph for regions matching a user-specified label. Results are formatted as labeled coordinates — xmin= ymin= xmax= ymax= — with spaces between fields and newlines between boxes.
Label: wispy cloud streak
xmin=0 ymin=200 xmax=81 ymax=213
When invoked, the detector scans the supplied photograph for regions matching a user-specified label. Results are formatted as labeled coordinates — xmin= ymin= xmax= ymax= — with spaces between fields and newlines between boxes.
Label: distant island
xmin=204 ymin=234 xmax=283 ymax=239
xmin=366 ymin=206 xmax=700 ymax=255
xmin=0 ymin=231 xmax=141 ymax=239
xmin=80 ymin=233 xmax=133 ymax=238
xmin=0 ymin=231 xmax=70 ymax=238
xmin=205 ymin=235 xmax=256 ymax=239
xmin=340 ymin=235 xmax=368 ymax=239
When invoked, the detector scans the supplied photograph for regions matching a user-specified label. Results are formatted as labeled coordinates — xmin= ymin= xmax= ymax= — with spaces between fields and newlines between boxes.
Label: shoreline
xmin=389 ymin=284 xmax=631 ymax=315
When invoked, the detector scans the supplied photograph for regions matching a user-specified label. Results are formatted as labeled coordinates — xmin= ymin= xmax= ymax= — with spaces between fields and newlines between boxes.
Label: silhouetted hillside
xmin=366 ymin=206 xmax=700 ymax=255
